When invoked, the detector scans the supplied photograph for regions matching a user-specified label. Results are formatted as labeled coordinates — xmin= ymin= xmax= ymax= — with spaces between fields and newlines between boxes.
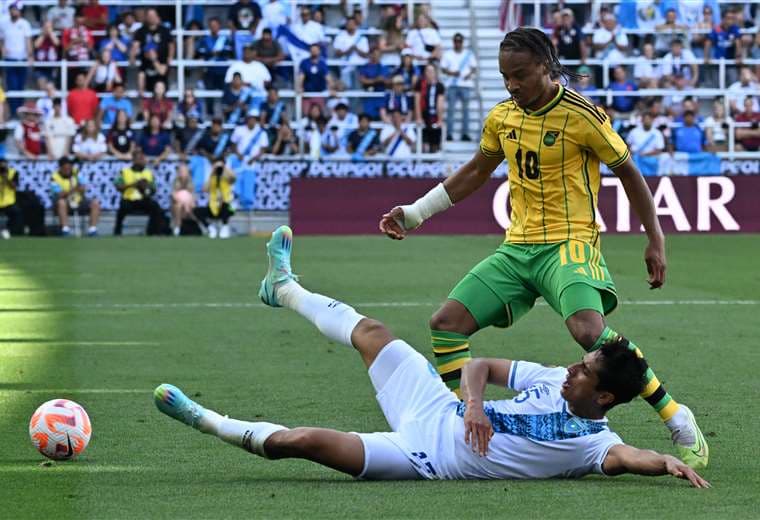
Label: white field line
xmin=0 ymin=341 xmax=158 ymax=346
xmin=0 ymin=300 xmax=758 ymax=311
xmin=0 ymin=389 xmax=147 ymax=394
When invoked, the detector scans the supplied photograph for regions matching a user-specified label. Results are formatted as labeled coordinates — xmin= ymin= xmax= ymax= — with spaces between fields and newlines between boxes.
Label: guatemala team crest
xmin=562 ymin=417 xmax=588 ymax=435
xmin=543 ymin=131 xmax=560 ymax=146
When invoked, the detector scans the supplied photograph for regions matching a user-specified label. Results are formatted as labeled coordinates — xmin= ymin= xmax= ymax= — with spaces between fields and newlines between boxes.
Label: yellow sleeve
xmin=580 ymin=108 xmax=630 ymax=169
xmin=479 ymin=105 xmax=505 ymax=159
xmin=0 ymin=88 xmax=6 ymax=103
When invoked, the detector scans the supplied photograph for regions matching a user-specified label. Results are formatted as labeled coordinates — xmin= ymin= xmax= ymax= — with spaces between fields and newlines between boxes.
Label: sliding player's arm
xmin=459 ymin=358 xmax=511 ymax=456
xmin=612 ymin=158 xmax=666 ymax=289
xmin=602 ymin=444 xmax=710 ymax=488
xmin=379 ymin=149 xmax=503 ymax=239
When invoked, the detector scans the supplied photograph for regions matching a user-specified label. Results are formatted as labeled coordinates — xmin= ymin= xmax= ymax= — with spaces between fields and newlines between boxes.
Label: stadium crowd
xmin=1 ymin=0 xmax=759 ymax=239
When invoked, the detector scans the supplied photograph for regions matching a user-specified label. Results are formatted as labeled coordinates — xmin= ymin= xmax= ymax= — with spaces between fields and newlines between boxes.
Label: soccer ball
xmin=29 ymin=399 xmax=92 ymax=460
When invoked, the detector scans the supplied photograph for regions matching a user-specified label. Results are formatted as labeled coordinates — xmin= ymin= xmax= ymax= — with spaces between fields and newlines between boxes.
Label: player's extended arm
xmin=602 ymin=444 xmax=710 ymax=488
xmin=379 ymin=150 xmax=504 ymax=239
xmin=459 ymin=358 xmax=511 ymax=456
xmin=612 ymin=158 xmax=666 ymax=288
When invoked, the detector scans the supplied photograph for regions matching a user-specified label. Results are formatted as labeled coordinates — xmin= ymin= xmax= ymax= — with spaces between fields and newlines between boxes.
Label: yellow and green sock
xmin=431 ymin=329 xmax=472 ymax=398
xmin=590 ymin=326 xmax=679 ymax=421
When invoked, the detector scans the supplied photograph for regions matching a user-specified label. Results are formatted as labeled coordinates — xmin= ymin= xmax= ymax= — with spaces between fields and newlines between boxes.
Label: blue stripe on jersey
xmin=455 ymin=401 xmax=608 ymax=442
xmin=508 ymin=361 xmax=518 ymax=389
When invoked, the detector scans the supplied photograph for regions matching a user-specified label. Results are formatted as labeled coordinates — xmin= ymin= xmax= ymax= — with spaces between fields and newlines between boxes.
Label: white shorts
xmin=357 ymin=340 xmax=459 ymax=480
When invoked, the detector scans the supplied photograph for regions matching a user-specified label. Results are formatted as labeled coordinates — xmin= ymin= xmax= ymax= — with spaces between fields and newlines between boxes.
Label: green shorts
xmin=448 ymin=240 xmax=618 ymax=329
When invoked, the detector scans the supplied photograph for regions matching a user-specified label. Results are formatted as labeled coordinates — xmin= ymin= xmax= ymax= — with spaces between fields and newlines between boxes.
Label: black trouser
xmin=114 ymin=199 xmax=167 ymax=236
xmin=194 ymin=204 xmax=232 ymax=226
xmin=0 ymin=203 xmax=23 ymax=235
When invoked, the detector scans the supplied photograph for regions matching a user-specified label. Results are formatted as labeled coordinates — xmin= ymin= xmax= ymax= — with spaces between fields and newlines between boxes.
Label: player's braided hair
xmin=499 ymin=27 xmax=584 ymax=83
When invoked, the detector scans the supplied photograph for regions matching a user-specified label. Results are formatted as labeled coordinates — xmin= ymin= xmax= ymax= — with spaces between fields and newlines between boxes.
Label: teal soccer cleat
xmin=154 ymin=384 xmax=206 ymax=429
xmin=258 ymin=225 xmax=298 ymax=307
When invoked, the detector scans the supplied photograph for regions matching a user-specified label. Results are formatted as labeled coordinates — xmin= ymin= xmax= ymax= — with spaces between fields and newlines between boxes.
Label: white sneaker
xmin=219 ymin=224 xmax=231 ymax=239
xmin=1 ymin=229 xmax=9 ymax=240
xmin=208 ymin=225 xmax=218 ymax=239
xmin=173 ymin=226 xmax=181 ymax=237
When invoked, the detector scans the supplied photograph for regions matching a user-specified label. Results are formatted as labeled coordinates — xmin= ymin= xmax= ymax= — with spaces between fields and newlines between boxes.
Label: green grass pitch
xmin=1 ymin=234 xmax=759 ymax=519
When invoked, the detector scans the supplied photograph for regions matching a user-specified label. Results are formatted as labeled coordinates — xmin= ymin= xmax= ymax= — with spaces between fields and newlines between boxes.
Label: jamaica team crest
xmin=543 ymin=131 xmax=560 ymax=146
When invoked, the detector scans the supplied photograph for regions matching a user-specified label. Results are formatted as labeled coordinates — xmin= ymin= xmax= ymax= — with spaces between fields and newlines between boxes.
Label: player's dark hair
xmin=594 ymin=338 xmax=647 ymax=410
xmin=499 ymin=27 xmax=584 ymax=82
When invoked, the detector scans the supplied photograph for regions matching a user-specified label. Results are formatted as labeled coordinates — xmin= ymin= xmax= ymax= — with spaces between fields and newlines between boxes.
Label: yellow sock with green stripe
xmin=431 ymin=329 xmax=472 ymax=397
xmin=590 ymin=327 xmax=680 ymax=422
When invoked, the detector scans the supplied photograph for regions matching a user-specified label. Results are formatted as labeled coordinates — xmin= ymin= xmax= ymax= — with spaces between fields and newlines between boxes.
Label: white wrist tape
xmin=396 ymin=183 xmax=453 ymax=230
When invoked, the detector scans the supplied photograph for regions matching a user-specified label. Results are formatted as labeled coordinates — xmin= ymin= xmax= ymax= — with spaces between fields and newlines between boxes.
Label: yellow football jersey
xmin=480 ymin=84 xmax=630 ymax=246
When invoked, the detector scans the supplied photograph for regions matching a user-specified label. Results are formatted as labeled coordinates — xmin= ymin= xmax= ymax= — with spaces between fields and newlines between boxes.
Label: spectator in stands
xmin=327 ymin=101 xmax=358 ymax=151
xmin=662 ymin=74 xmax=690 ymax=116
xmin=177 ymin=89 xmax=203 ymax=122
xmin=394 ymin=49 xmax=419 ymax=91
xmin=99 ymin=82 xmax=133 ymax=127
xmin=381 ymin=108 xmax=417 ymax=159
xmin=113 ymin=149 xmax=167 ymax=236
xmin=252 ymin=28 xmax=285 ymax=82
xmin=405 ymin=14 xmax=441 ymax=62
xmin=225 ymin=44 xmax=272 ymax=99
xmin=33 ymin=20 xmax=61 ymax=83
xmin=287 ymin=5 xmax=326 ymax=66
xmin=63 ymin=11 xmax=93 ymax=84
xmin=733 ymin=8 xmax=756 ymax=51
xmin=552 ymin=8 xmax=587 ymax=62
xmin=727 ymin=66 xmax=759 ymax=115
xmin=233 ymin=16 xmax=265 ymax=60
xmin=608 ymin=66 xmax=638 ymax=115
xmin=441 ymin=33 xmax=477 ymax=142
xmin=231 ymin=109 xmax=269 ymax=166
xmin=592 ymin=13 xmax=629 ymax=67
xmin=574 ymin=65 xmax=598 ymax=104
xmin=380 ymin=75 xmax=412 ymax=124
xmin=704 ymin=9 xmax=743 ymax=64
xmin=196 ymin=158 xmax=236 ymax=239
xmin=45 ymin=99 xmax=77 ymax=160
xmin=199 ymin=117 xmax=227 ymax=160
xmin=47 ymin=0 xmax=75 ymax=31
xmin=222 ymin=72 xmax=249 ymax=125
xmin=671 ymin=110 xmax=706 ymax=153
xmin=170 ymin=163 xmax=197 ymax=236
xmin=262 ymin=0 xmax=288 ymax=32
xmin=297 ymin=43 xmax=332 ymax=113
xmin=378 ymin=11 xmax=405 ymax=66
xmin=347 ymin=113 xmax=380 ymax=160
xmin=195 ymin=17 xmax=235 ymax=92
xmin=334 ymin=16 xmax=370 ymax=90
xmin=229 ymin=0 xmax=262 ymax=31
xmin=320 ymin=120 xmax=342 ymax=157
xmin=690 ymin=5 xmax=714 ymax=57
xmin=259 ymin=86 xmax=286 ymax=143
xmin=131 ymin=8 xmax=174 ymax=68
xmin=655 ymin=8 xmax=688 ymax=56
xmin=99 ymin=24 xmax=130 ymax=61
xmin=118 ymin=10 xmax=141 ymax=40
xmin=270 ymin=117 xmax=298 ymax=156
xmin=299 ymin=102 xmax=324 ymax=142
xmin=358 ymin=47 xmax=389 ymax=120
xmin=674 ymin=98 xmax=704 ymax=124
xmin=107 ymin=109 xmax=135 ymax=160
xmin=138 ymin=42 xmax=169 ymax=98
xmin=414 ymin=63 xmax=445 ymax=153
xmin=86 ymin=48 xmax=122 ymax=93
xmin=51 ymin=156 xmax=100 ymax=237
xmin=633 ymin=0 xmax=663 ymax=32
xmin=0 ymin=84 xmax=6 ymax=125
xmin=139 ymin=113 xmax=173 ymax=166
xmin=0 ymin=2 xmax=33 ymax=115
xmin=0 ymin=159 xmax=21 ymax=239
xmin=175 ymin=110 xmax=206 ymax=160
xmin=141 ymin=80 xmax=173 ymax=128
xmin=14 ymin=106 xmax=46 ymax=158
xmin=661 ymin=38 xmax=698 ymax=88
xmin=633 ymin=43 xmax=662 ymax=88
xmin=82 ymin=0 xmax=108 ymax=36
xmin=626 ymin=112 xmax=665 ymax=157
xmin=704 ymin=99 xmax=732 ymax=152
xmin=735 ymin=97 xmax=760 ymax=152
xmin=36 ymin=80 xmax=60 ymax=122
xmin=73 ymin=119 xmax=107 ymax=161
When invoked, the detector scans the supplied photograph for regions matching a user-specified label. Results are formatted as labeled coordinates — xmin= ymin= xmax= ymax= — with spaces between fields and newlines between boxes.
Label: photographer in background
xmin=113 ymin=149 xmax=167 ymax=236
xmin=0 ymin=158 xmax=22 ymax=239
xmin=195 ymin=158 xmax=236 ymax=239
xmin=50 ymin=156 xmax=100 ymax=237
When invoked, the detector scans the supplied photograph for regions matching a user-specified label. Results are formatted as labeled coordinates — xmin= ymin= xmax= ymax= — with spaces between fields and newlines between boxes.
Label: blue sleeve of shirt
xmin=299 ymin=59 xmax=309 ymax=74
xmin=320 ymin=60 xmax=329 ymax=75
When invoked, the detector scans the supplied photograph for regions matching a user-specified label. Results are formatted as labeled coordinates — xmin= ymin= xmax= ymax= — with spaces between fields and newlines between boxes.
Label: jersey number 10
xmin=515 ymin=148 xmax=540 ymax=180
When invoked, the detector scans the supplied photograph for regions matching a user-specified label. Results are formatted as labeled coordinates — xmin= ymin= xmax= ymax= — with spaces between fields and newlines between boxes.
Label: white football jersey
xmin=399 ymin=361 xmax=624 ymax=480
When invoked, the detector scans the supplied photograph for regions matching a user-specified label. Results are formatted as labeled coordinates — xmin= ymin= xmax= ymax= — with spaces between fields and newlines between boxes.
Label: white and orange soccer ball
xmin=29 ymin=399 xmax=91 ymax=460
